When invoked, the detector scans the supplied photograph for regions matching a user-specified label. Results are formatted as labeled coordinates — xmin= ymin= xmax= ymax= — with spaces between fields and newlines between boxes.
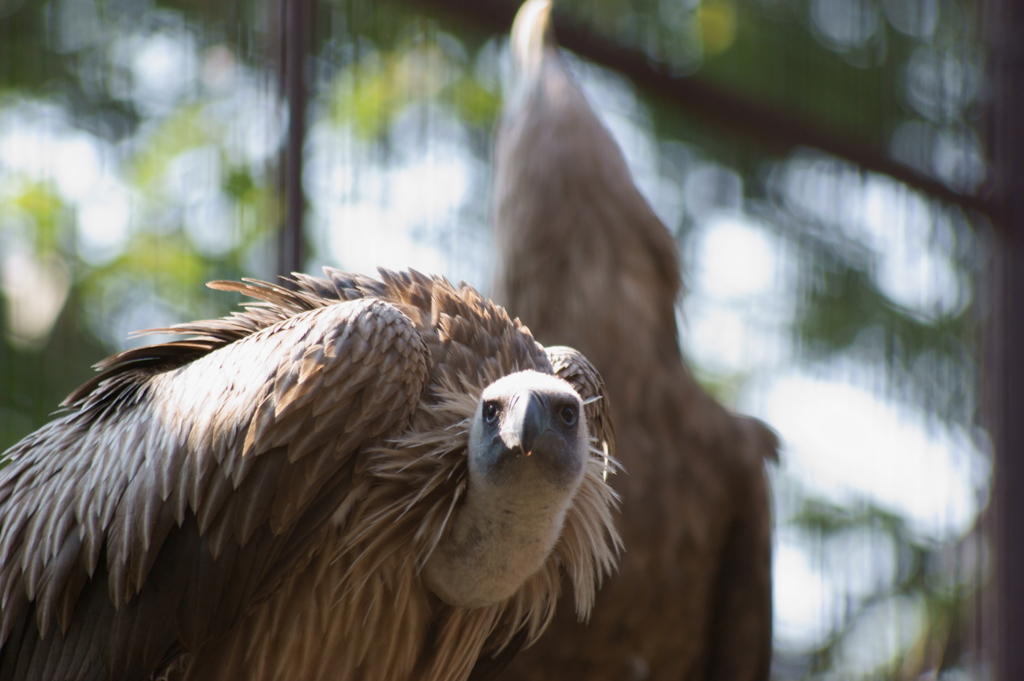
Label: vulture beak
xmin=501 ymin=389 xmax=549 ymax=456
xmin=494 ymin=386 xmax=580 ymax=488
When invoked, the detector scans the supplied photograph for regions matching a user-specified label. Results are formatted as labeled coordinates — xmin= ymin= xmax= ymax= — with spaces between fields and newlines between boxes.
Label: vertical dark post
xmin=988 ymin=0 xmax=1024 ymax=677
xmin=277 ymin=0 xmax=312 ymax=281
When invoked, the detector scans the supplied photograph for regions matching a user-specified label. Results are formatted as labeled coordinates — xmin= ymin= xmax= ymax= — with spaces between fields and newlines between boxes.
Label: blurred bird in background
xmin=0 ymin=268 xmax=620 ymax=681
xmin=493 ymin=2 xmax=778 ymax=679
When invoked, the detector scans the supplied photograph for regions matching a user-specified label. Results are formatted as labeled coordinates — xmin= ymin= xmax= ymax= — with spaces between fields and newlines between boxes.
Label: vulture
xmin=492 ymin=2 xmax=778 ymax=680
xmin=0 ymin=268 xmax=621 ymax=681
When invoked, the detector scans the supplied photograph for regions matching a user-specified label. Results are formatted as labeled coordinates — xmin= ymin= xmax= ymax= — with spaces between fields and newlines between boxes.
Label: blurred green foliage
xmin=330 ymin=40 xmax=500 ymax=137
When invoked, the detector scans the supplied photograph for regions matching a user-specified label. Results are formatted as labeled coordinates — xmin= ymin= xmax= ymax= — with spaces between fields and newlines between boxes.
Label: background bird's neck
xmin=493 ymin=58 xmax=693 ymax=404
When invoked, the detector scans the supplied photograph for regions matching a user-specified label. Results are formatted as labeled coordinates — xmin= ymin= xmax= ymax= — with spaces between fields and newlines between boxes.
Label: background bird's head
xmin=423 ymin=370 xmax=590 ymax=609
xmin=507 ymin=0 xmax=555 ymax=102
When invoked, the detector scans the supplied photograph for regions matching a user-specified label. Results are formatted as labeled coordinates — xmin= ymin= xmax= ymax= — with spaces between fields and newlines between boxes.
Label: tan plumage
xmin=0 ymin=268 xmax=620 ymax=681
xmin=492 ymin=2 xmax=778 ymax=679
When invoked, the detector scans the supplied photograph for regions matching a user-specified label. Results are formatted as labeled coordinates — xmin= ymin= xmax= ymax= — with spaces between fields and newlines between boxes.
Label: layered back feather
xmin=0 ymin=267 xmax=620 ymax=681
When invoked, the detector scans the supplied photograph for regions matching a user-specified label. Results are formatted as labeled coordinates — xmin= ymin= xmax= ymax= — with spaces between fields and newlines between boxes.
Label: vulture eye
xmin=559 ymin=405 xmax=577 ymax=426
xmin=483 ymin=401 xmax=500 ymax=424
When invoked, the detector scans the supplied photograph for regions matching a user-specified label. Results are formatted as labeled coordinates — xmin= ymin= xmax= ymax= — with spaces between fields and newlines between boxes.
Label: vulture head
xmin=0 ymin=268 xmax=621 ymax=681
xmin=425 ymin=371 xmax=589 ymax=608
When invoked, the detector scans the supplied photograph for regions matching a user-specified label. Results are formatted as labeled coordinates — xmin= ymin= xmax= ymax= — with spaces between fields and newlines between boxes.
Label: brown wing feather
xmin=0 ymin=296 xmax=430 ymax=680
xmin=545 ymin=345 xmax=616 ymax=467
xmin=705 ymin=417 xmax=777 ymax=681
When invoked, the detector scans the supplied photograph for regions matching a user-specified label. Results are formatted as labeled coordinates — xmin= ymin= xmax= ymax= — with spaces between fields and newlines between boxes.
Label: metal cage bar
xmin=277 ymin=0 xmax=312 ymax=281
